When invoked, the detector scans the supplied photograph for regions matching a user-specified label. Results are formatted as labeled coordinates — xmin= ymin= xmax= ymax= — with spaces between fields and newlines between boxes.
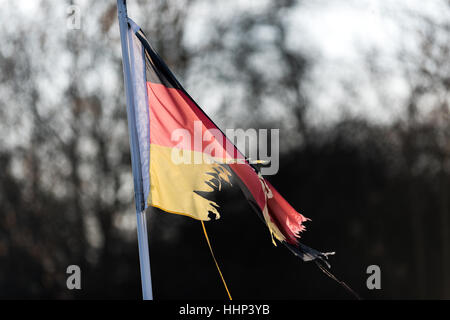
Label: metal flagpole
xmin=117 ymin=0 xmax=153 ymax=300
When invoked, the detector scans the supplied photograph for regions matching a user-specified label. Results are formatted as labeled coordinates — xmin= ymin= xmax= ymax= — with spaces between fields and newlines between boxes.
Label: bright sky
xmin=177 ymin=0 xmax=448 ymax=125
xmin=293 ymin=0 xmax=406 ymax=124
xmin=289 ymin=0 xmax=448 ymax=124
xmin=12 ymin=0 xmax=449 ymax=126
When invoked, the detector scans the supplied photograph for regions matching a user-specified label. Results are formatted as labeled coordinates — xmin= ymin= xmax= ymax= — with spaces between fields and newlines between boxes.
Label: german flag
xmin=126 ymin=18 xmax=332 ymax=266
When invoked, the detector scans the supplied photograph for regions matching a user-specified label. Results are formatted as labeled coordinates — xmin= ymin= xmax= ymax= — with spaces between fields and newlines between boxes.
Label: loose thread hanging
xmin=200 ymin=221 xmax=232 ymax=300
xmin=314 ymin=260 xmax=362 ymax=300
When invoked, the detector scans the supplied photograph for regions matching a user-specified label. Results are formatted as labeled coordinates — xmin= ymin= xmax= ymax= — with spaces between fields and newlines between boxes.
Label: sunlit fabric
xmin=127 ymin=18 xmax=331 ymax=263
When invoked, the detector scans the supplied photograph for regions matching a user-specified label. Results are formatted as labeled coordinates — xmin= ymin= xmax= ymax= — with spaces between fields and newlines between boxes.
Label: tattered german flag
xmin=126 ymin=18 xmax=333 ymax=268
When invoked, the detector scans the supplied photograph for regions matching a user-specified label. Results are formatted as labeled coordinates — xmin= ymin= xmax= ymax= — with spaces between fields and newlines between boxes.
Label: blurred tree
xmin=0 ymin=0 xmax=448 ymax=300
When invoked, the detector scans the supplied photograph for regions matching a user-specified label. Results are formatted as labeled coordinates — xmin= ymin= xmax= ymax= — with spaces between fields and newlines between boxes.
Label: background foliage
xmin=0 ymin=0 xmax=449 ymax=299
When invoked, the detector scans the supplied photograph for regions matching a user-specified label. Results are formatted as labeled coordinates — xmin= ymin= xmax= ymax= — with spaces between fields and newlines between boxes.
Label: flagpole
xmin=117 ymin=0 xmax=153 ymax=300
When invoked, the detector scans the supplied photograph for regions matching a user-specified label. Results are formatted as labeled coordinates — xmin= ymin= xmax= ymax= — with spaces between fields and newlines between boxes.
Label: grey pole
xmin=117 ymin=0 xmax=153 ymax=300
